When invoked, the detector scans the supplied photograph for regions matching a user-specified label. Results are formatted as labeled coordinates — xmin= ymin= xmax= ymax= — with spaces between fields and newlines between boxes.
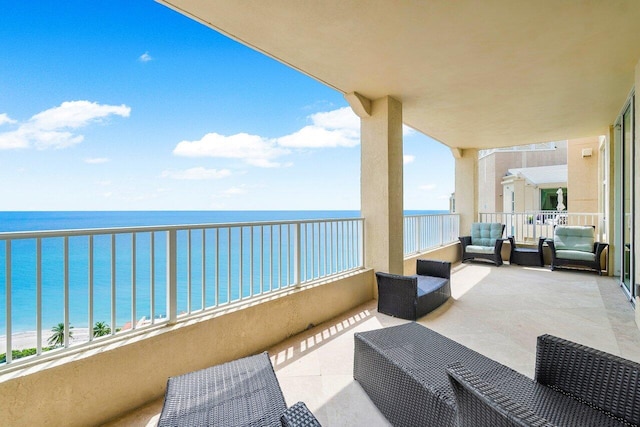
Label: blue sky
xmin=0 ymin=0 xmax=454 ymax=211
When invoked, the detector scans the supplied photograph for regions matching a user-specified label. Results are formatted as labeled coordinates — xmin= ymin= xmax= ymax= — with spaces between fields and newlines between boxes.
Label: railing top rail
xmin=404 ymin=213 xmax=458 ymax=219
xmin=0 ymin=217 xmax=364 ymax=241
xmin=480 ymin=211 xmax=601 ymax=216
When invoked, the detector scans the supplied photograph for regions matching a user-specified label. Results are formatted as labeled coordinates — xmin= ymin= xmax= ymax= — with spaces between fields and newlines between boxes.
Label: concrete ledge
xmin=403 ymin=242 xmax=461 ymax=276
xmin=0 ymin=270 xmax=374 ymax=427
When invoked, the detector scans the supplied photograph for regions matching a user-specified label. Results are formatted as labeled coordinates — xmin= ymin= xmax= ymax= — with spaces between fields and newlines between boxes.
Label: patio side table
xmin=508 ymin=236 xmax=545 ymax=267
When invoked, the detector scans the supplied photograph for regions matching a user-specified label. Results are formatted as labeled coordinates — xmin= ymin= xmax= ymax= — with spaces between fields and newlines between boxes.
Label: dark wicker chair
xmin=447 ymin=334 xmax=640 ymax=426
xmin=375 ymin=259 xmax=451 ymax=320
xmin=547 ymin=225 xmax=608 ymax=275
xmin=354 ymin=323 xmax=640 ymax=427
xmin=459 ymin=223 xmax=505 ymax=266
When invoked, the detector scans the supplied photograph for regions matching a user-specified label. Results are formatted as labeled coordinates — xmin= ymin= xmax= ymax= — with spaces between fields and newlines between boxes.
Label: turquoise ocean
xmin=0 ymin=210 xmax=443 ymax=334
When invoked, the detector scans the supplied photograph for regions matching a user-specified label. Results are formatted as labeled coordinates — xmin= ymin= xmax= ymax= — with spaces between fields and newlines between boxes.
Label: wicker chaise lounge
xmin=158 ymin=352 xmax=321 ymax=427
xmin=375 ymin=259 xmax=451 ymax=320
xmin=354 ymin=323 xmax=640 ymax=427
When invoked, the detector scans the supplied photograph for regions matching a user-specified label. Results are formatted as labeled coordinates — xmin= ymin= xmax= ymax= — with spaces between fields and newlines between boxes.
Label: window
xmin=540 ymin=188 xmax=567 ymax=211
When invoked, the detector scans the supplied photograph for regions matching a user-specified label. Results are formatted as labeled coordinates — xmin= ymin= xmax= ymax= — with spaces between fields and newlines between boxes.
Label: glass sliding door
xmin=621 ymin=99 xmax=634 ymax=297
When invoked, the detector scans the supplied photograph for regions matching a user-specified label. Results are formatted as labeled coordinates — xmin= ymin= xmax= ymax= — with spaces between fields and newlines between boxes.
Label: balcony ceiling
xmin=158 ymin=1 xmax=640 ymax=150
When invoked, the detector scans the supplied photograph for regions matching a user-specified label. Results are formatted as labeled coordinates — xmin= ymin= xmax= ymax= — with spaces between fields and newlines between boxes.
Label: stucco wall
xmin=478 ymin=142 xmax=568 ymax=214
xmin=567 ymin=136 xmax=600 ymax=213
xmin=0 ymin=270 xmax=374 ymax=427
xmin=403 ymin=242 xmax=461 ymax=275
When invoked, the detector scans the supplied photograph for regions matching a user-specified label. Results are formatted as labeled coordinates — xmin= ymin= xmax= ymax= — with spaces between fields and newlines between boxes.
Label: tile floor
xmin=103 ymin=263 xmax=640 ymax=426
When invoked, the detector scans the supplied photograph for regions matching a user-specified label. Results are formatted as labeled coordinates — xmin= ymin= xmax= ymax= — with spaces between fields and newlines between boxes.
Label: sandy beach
xmin=1 ymin=328 xmax=91 ymax=354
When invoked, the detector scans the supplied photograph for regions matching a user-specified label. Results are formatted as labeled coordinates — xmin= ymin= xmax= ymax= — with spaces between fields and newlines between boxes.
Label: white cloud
xmin=277 ymin=107 xmax=359 ymax=148
xmin=171 ymin=106 xmax=422 ymax=168
xmin=403 ymin=125 xmax=415 ymax=136
xmin=419 ymin=184 xmax=437 ymax=191
xmin=85 ymin=157 xmax=110 ymax=164
xmin=404 ymin=155 xmax=415 ymax=164
xmin=0 ymin=101 xmax=130 ymax=150
xmin=224 ymin=186 xmax=248 ymax=195
xmin=161 ymin=167 xmax=232 ymax=180
xmin=139 ymin=52 xmax=153 ymax=62
xmin=212 ymin=185 xmax=250 ymax=200
xmin=173 ymin=132 xmax=289 ymax=168
xmin=0 ymin=113 xmax=16 ymax=126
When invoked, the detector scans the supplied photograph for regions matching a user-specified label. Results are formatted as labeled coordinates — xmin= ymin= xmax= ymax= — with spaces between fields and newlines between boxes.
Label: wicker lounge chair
xmin=158 ymin=352 xmax=321 ymax=427
xmin=459 ymin=223 xmax=506 ymax=266
xmin=354 ymin=323 xmax=640 ymax=427
xmin=547 ymin=225 xmax=608 ymax=275
xmin=375 ymin=259 xmax=451 ymax=320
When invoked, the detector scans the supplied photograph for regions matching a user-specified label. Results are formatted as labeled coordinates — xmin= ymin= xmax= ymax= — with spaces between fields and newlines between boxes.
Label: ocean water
xmin=0 ymin=210 xmax=443 ymax=335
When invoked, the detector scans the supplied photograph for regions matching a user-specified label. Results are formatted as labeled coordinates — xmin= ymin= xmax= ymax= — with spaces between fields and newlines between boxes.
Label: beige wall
xmin=0 ymin=271 xmax=374 ymax=427
xmin=478 ymin=154 xmax=499 ymax=212
xmin=403 ymin=242 xmax=461 ymax=275
xmin=478 ymin=143 xmax=568 ymax=213
xmin=567 ymin=136 xmax=600 ymax=214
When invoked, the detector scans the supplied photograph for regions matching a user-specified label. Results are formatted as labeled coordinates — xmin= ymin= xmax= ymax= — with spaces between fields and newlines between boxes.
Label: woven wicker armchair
xmin=447 ymin=334 xmax=640 ymax=427
xmin=459 ymin=223 xmax=505 ymax=266
xmin=375 ymin=259 xmax=451 ymax=320
xmin=547 ymin=225 xmax=608 ymax=275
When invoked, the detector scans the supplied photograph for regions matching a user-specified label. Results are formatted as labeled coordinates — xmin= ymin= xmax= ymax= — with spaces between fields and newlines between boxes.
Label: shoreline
xmin=1 ymin=328 xmax=91 ymax=354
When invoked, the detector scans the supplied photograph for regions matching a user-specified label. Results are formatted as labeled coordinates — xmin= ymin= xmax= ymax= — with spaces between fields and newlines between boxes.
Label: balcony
xmin=3 ymin=212 xmax=633 ymax=426
xmin=106 ymin=261 xmax=640 ymax=426
xmin=0 ymin=214 xmax=460 ymax=426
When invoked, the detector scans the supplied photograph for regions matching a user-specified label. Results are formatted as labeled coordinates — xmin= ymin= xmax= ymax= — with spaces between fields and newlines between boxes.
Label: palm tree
xmin=93 ymin=321 xmax=111 ymax=337
xmin=47 ymin=323 xmax=74 ymax=347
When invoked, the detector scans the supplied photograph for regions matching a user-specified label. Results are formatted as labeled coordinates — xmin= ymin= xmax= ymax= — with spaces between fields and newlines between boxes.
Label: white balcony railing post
xmin=63 ymin=236 xmax=70 ymax=348
xmin=5 ymin=240 xmax=12 ymax=364
xmin=294 ymin=222 xmax=301 ymax=286
xmin=167 ymin=229 xmax=177 ymax=325
xmin=415 ymin=217 xmax=421 ymax=254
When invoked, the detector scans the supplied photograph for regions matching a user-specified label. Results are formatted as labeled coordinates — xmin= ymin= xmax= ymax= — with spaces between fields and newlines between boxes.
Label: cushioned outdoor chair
xmin=375 ymin=259 xmax=451 ymax=320
xmin=547 ymin=225 xmax=608 ymax=275
xmin=459 ymin=223 xmax=505 ymax=266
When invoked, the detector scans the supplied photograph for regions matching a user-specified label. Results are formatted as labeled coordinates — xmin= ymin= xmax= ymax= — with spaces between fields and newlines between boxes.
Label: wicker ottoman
xmin=158 ymin=352 xmax=322 ymax=427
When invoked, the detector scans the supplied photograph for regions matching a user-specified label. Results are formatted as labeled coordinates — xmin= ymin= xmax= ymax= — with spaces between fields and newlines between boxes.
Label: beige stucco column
xmin=453 ymin=148 xmax=479 ymax=236
xmin=359 ymin=96 xmax=404 ymax=275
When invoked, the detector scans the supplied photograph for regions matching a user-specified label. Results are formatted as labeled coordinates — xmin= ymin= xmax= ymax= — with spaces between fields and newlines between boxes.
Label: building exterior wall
xmin=478 ymin=154 xmax=498 ymax=212
xmin=567 ymin=136 xmax=600 ymax=214
xmin=478 ymin=142 xmax=568 ymax=213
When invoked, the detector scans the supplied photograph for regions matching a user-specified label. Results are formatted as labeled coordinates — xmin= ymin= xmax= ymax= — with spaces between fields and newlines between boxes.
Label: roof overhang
xmin=157 ymin=0 xmax=640 ymax=150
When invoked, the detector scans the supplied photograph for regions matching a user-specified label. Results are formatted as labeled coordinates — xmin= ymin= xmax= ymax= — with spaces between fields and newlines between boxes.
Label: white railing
xmin=404 ymin=214 xmax=460 ymax=256
xmin=0 ymin=217 xmax=363 ymax=368
xmin=478 ymin=211 xmax=605 ymax=243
